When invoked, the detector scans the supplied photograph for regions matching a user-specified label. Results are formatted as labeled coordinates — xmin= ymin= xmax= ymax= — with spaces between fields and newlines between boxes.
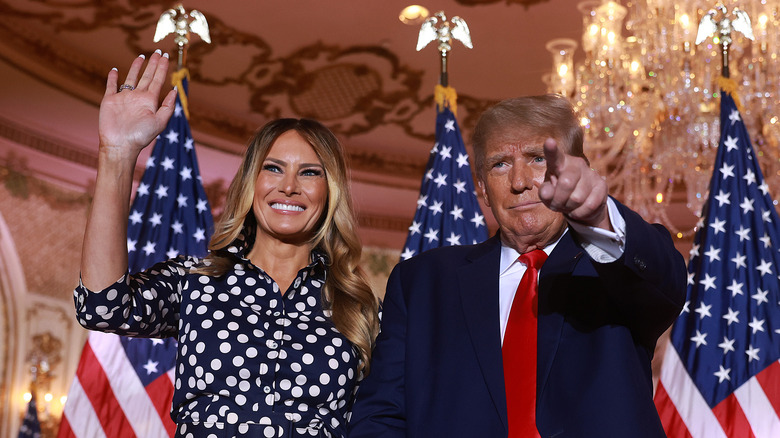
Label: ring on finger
xmin=118 ymin=84 xmax=135 ymax=92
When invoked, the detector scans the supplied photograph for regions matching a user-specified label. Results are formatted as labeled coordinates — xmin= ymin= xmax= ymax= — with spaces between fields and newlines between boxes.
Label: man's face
xmin=477 ymin=134 xmax=567 ymax=251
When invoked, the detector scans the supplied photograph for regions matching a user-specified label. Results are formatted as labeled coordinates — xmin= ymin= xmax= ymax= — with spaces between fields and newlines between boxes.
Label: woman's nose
xmin=279 ymin=172 xmax=300 ymax=195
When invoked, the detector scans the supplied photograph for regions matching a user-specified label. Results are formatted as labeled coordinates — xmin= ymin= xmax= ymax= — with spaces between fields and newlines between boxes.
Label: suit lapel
xmin=537 ymin=230 xmax=584 ymax=401
xmin=457 ymin=235 xmax=507 ymax=430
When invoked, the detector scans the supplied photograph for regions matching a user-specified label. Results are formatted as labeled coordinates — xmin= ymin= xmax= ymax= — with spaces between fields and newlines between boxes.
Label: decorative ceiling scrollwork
xmin=0 ymin=0 xmax=495 ymax=177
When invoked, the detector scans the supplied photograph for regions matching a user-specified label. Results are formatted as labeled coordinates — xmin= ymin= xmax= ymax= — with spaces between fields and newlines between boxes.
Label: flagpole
xmin=401 ymin=11 xmax=486 ymax=260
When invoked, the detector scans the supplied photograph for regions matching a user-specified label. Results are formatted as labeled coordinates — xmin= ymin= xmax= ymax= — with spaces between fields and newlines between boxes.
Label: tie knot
xmin=518 ymin=249 xmax=547 ymax=270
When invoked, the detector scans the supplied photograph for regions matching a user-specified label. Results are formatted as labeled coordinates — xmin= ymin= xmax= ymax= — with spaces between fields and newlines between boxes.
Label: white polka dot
xmin=309 ymin=385 xmax=320 ymax=397
xmin=211 ymin=359 xmax=222 ymax=370
xmin=201 ymin=319 xmax=213 ymax=329
xmin=324 ymin=346 xmax=335 ymax=355
xmin=217 ymin=330 xmax=229 ymax=339
xmin=246 ymin=347 xmax=258 ymax=358
xmin=233 ymin=356 xmax=245 ymax=367
xmin=296 ymin=375 xmax=307 ymax=385
xmin=226 ymin=376 xmax=237 ymax=387
xmin=291 ymin=386 xmax=303 ymax=397
xmin=264 ymin=426 xmax=276 ymax=437
xmin=226 ymin=412 xmax=238 ymax=424
xmin=220 ymin=342 xmax=231 ymax=353
xmin=320 ymin=373 xmax=330 ymax=385
xmin=213 ymin=310 xmax=225 ymax=320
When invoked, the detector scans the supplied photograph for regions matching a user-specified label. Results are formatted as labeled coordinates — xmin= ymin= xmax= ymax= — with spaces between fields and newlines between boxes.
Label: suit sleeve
xmin=347 ymin=263 xmax=407 ymax=437
xmin=589 ymin=202 xmax=687 ymax=346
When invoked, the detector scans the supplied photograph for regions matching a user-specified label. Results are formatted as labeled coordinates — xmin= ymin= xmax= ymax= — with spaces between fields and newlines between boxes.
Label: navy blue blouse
xmin=75 ymin=230 xmax=361 ymax=437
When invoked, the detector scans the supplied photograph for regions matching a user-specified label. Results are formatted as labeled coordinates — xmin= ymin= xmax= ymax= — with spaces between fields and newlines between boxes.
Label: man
xmin=347 ymin=95 xmax=687 ymax=437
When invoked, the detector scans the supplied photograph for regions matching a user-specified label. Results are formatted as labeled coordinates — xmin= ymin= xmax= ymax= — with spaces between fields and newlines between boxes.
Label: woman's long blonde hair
xmin=196 ymin=118 xmax=380 ymax=373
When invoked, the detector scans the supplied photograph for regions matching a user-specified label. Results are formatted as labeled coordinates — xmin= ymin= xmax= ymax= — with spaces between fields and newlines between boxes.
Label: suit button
xmin=634 ymin=255 xmax=647 ymax=271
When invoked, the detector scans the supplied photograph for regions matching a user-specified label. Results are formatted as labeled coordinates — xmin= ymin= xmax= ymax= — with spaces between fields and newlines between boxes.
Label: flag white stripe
xmin=89 ymin=331 xmax=169 ymax=437
xmin=660 ymin=344 xmax=727 ymax=438
xmin=733 ymin=373 xmax=780 ymax=438
xmin=62 ymin=375 xmax=108 ymax=438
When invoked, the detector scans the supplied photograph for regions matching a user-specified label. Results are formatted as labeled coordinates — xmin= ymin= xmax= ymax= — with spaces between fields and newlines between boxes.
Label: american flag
xmin=18 ymin=395 xmax=41 ymax=438
xmin=401 ymin=85 xmax=487 ymax=260
xmin=654 ymin=84 xmax=780 ymax=437
xmin=59 ymin=72 xmax=213 ymax=438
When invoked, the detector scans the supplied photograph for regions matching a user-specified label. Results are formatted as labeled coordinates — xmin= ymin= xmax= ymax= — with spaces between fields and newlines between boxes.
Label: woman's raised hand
xmin=98 ymin=49 xmax=177 ymax=161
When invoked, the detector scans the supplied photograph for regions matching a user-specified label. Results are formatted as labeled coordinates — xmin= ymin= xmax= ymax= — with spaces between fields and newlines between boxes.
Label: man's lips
xmin=509 ymin=200 xmax=543 ymax=210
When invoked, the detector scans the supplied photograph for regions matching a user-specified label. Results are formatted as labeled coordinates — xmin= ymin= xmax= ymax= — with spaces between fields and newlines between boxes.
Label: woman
xmin=76 ymin=50 xmax=380 ymax=437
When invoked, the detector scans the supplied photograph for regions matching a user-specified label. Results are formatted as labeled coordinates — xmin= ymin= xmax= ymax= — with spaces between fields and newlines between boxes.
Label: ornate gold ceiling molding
xmin=455 ymin=0 xmax=548 ymax=6
xmin=0 ymin=1 xmax=495 ymax=173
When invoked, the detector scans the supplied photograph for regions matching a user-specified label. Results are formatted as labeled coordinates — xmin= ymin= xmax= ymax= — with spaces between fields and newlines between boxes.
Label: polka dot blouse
xmin=74 ymin=230 xmax=362 ymax=437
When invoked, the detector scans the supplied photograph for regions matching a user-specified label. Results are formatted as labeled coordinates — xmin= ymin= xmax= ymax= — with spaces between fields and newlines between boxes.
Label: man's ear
xmin=477 ymin=179 xmax=491 ymax=207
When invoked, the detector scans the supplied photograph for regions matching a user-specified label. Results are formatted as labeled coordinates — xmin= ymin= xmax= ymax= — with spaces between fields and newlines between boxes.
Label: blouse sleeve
xmin=73 ymin=255 xmax=197 ymax=338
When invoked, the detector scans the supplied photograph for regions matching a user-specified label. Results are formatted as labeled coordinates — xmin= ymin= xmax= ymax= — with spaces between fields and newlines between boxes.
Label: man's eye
xmin=492 ymin=162 xmax=506 ymax=168
xmin=533 ymin=156 xmax=546 ymax=163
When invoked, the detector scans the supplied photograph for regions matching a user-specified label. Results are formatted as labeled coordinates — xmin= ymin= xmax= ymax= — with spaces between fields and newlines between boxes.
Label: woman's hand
xmin=98 ymin=50 xmax=177 ymax=162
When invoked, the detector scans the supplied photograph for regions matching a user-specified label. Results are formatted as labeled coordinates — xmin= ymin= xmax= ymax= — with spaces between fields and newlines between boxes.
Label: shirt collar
xmin=499 ymin=228 xmax=567 ymax=277
xmin=219 ymin=224 xmax=329 ymax=273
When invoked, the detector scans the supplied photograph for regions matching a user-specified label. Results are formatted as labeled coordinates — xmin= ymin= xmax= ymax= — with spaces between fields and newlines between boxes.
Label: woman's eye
xmin=263 ymin=164 xmax=281 ymax=173
xmin=301 ymin=168 xmax=324 ymax=177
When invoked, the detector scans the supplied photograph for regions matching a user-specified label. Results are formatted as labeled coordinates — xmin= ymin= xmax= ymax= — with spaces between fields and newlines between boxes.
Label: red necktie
xmin=503 ymin=249 xmax=547 ymax=438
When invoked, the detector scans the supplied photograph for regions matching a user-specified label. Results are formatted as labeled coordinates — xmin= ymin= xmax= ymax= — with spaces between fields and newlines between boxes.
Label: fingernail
xmin=173 ymin=85 xmax=178 ymax=92
xmin=154 ymin=49 xmax=162 ymax=55
xmin=139 ymin=54 xmax=146 ymax=59
xmin=163 ymin=52 xmax=169 ymax=59
xmin=111 ymin=67 xmax=118 ymax=71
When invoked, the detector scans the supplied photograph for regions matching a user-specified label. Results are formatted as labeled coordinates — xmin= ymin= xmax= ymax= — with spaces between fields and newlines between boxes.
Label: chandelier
xmin=545 ymin=0 xmax=780 ymax=235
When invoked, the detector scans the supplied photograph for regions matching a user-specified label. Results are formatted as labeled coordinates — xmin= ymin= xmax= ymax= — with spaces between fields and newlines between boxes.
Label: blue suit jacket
xmin=348 ymin=202 xmax=686 ymax=438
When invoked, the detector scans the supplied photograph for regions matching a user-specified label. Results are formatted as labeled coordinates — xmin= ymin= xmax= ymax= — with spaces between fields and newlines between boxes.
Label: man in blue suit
xmin=348 ymin=95 xmax=687 ymax=437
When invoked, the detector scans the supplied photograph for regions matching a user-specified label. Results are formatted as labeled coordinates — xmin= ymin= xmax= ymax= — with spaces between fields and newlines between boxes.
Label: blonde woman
xmin=76 ymin=50 xmax=380 ymax=437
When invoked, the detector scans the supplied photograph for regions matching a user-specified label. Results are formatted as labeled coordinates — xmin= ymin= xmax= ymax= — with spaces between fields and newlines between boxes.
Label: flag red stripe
xmin=755 ymin=361 xmax=780 ymax=419
xmin=145 ymin=373 xmax=176 ymax=437
xmin=712 ymin=393 xmax=756 ymax=438
xmin=76 ymin=343 xmax=137 ymax=438
xmin=655 ymin=382 xmax=693 ymax=438
xmin=56 ymin=413 xmax=76 ymax=438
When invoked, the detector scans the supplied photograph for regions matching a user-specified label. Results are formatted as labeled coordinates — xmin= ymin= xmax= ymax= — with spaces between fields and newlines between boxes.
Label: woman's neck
xmin=246 ymin=229 xmax=314 ymax=294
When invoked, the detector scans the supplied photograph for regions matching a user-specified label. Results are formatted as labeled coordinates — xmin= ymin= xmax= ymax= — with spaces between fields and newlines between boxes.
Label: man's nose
xmin=510 ymin=164 xmax=535 ymax=192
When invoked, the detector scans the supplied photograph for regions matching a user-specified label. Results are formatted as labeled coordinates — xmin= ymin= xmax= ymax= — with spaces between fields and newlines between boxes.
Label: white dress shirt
xmin=498 ymin=198 xmax=627 ymax=343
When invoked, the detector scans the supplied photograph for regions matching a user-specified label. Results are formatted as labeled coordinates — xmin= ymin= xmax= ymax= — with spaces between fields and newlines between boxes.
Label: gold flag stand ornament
xmin=154 ymin=4 xmax=212 ymax=119
xmin=696 ymin=3 xmax=755 ymax=108
xmin=416 ymin=11 xmax=472 ymax=88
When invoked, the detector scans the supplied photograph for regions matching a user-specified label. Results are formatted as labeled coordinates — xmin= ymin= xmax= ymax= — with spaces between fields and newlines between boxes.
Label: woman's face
xmin=252 ymin=130 xmax=328 ymax=244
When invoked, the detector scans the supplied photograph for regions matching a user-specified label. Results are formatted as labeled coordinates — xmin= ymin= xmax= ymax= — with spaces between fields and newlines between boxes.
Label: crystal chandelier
xmin=546 ymin=0 xmax=780 ymax=235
